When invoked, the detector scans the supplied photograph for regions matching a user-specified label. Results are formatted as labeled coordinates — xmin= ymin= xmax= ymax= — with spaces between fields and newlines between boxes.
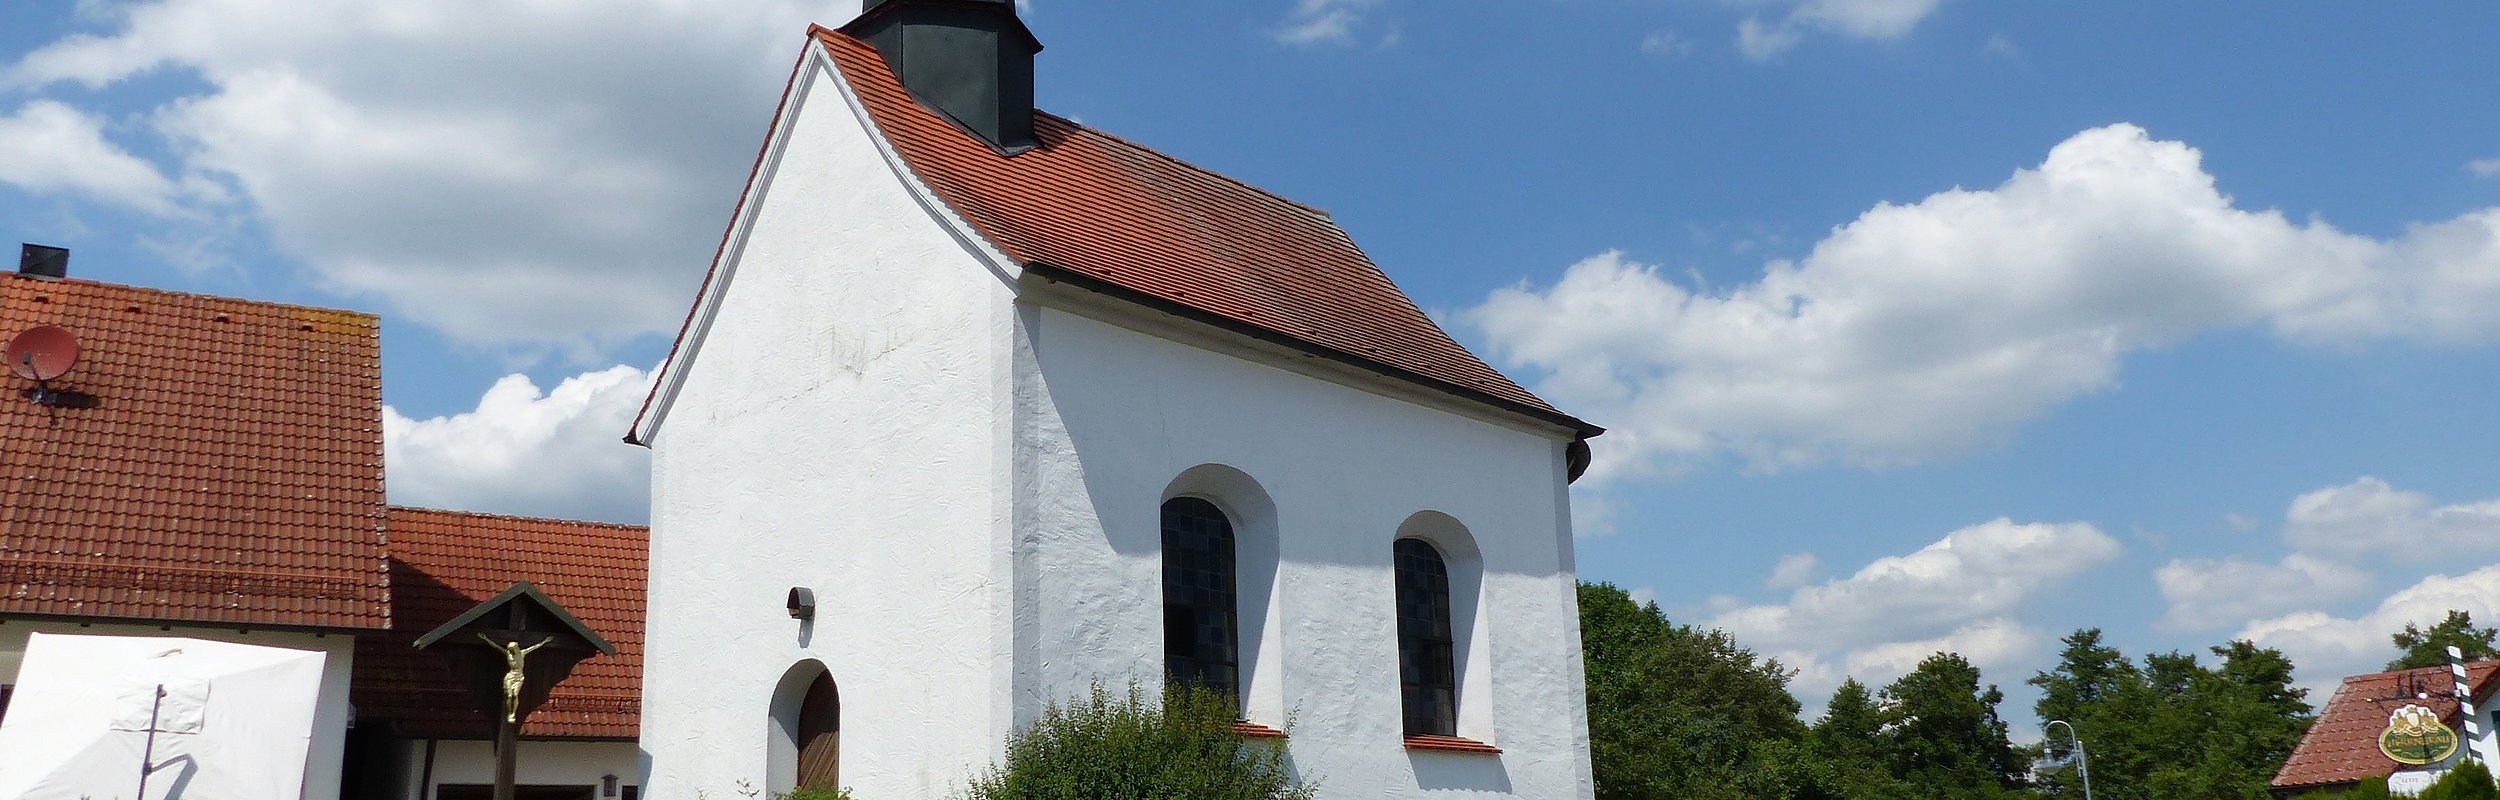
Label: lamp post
xmin=2045 ymin=719 xmax=2094 ymax=800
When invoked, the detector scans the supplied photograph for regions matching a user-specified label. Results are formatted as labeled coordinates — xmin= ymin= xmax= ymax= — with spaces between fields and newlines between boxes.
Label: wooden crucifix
xmin=414 ymin=582 xmax=616 ymax=800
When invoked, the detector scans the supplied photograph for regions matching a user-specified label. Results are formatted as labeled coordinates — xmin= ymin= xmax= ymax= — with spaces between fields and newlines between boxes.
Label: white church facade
xmin=629 ymin=2 xmax=1605 ymax=797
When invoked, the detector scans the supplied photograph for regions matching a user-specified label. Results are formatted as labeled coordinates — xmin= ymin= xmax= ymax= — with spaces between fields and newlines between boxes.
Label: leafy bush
xmin=2418 ymin=761 xmax=2499 ymax=800
xmin=962 ymin=681 xmax=1314 ymax=800
xmin=778 ymin=789 xmax=859 ymax=800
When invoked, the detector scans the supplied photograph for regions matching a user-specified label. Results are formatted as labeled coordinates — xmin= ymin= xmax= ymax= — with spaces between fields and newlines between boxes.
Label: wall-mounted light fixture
xmin=602 ymin=773 xmax=619 ymax=798
xmin=787 ymin=587 xmax=816 ymax=620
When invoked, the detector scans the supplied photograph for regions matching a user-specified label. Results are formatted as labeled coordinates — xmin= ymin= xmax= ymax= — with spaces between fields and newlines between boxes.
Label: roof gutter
xmin=1022 ymin=260 xmax=1605 ymax=441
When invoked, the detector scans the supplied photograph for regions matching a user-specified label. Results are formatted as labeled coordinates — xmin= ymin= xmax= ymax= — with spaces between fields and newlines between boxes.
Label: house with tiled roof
xmin=0 ymin=268 xmax=389 ymax=799
xmin=347 ymin=507 xmax=648 ymax=800
xmin=2272 ymin=660 xmax=2500 ymax=795
xmin=628 ymin=1 xmax=1602 ymax=797
xmin=0 ymin=260 xmax=649 ymax=800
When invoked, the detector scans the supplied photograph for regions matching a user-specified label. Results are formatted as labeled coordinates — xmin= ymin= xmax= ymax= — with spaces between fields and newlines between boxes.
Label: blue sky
xmin=3 ymin=0 xmax=2497 ymax=735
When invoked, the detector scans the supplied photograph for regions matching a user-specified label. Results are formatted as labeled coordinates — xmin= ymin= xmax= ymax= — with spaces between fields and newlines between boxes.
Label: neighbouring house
xmin=0 ymin=268 xmax=389 ymax=800
xmin=347 ymin=507 xmax=648 ymax=800
xmin=627 ymin=2 xmax=1606 ymax=797
xmin=2273 ymin=660 xmax=2500 ymax=796
xmin=0 ymin=259 xmax=648 ymax=800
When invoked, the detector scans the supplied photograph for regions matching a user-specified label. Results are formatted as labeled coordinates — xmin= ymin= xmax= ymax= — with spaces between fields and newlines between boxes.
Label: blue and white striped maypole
xmin=2450 ymin=645 xmax=2482 ymax=763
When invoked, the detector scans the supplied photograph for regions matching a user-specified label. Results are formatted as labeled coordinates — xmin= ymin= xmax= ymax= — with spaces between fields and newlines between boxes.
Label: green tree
xmin=1578 ymin=582 xmax=1805 ymax=800
xmin=2389 ymin=611 xmax=2500 ymax=670
xmin=961 ymin=681 xmax=1312 ymax=800
xmin=1876 ymin=652 xmax=2026 ymax=798
xmin=1808 ymin=680 xmax=1918 ymax=800
xmin=2417 ymin=760 xmax=2499 ymax=800
xmin=2029 ymin=631 xmax=2313 ymax=800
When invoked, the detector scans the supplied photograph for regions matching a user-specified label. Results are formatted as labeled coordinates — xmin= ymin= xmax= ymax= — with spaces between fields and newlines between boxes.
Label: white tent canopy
xmin=0 ymin=632 xmax=327 ymax=800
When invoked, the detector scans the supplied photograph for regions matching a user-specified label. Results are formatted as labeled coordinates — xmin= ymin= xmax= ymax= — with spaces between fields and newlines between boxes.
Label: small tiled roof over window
xmin=2272 ymin=660 xmax=2500 ymax=791
xmin=0 ymin=273 xmax=389 ymax=630
xmin=352 ymin=507 xmax=647 ymax=740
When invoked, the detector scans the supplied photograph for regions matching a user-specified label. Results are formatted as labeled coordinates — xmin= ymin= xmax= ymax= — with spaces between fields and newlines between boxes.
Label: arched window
xmin=1162 ymin=496 xmax=1239 ymax=699
xmin=1394 ymin=538 xmax=1458 ymax=737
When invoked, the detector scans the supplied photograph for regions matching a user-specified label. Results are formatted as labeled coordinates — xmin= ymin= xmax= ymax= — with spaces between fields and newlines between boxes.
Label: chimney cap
xmin=18 ymin=244 xmax=67 ymax=281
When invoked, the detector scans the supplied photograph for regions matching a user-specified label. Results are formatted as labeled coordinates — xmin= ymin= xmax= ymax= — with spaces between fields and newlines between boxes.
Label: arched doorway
xmin=796 ymin=672 xmax=840 ymax=790
xmin=769 ymin=661 xmax=840 ymax=793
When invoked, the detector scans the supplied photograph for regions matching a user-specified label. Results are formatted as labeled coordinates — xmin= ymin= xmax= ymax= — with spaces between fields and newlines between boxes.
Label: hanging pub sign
xmin=2379 ymin=704 xmax=2461 ymax=765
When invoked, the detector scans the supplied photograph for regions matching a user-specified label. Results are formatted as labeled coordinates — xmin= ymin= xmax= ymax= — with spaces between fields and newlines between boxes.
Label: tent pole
xmin=136 ymin=684 xmax=165 ymax=799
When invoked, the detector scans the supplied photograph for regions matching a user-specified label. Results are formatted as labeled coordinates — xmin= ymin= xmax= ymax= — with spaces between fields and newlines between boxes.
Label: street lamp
xmin=2044 ymin=719 xmax=2094 ymax=800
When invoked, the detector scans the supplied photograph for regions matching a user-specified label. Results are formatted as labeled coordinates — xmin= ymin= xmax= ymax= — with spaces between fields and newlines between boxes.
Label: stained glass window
xmin=1395 ymin=538 xmax=1457 ymax=736
xmin=1162 ymin=497 xmax=1238 ymax=700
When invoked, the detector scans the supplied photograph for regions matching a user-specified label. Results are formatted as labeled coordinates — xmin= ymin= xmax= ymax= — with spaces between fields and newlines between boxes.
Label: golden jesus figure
xmin=480 ymin=634 xmax=551 ymax=724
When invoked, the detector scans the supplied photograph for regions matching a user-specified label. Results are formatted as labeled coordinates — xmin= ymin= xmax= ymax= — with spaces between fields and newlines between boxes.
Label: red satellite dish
xmin=6 ymin=325 xmax=79 ymax=381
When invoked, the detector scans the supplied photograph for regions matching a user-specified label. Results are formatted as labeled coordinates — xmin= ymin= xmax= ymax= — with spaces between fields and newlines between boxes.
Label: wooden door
xmin=797 ymin=672 xmax=841 ymax=790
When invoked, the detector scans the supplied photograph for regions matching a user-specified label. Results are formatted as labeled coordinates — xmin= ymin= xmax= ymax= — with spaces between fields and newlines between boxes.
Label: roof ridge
xmin=810 ymin=27 xmax=1335 ymax=219
xmin=390 ymin=505 xmax=649 ymax=530
xmin=1030 ymin=111 xmax=1334 ymax=219
xmin=8 ymin=273 xmax=379 ymax=319
xmin=2343 ymin=659 xmax=2500 ymax=682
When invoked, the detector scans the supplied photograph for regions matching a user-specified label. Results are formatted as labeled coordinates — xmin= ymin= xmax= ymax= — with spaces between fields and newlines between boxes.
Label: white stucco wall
xmin=401 ymin=740 xmax=640 ymax=799
xmin=1010 ymin=302 xmax=1595 ymax=799
xmin=0 ymin=619 xmax=357 ymax=800
xmin=639 ymin=36 xmax=1019 ymax=799
xmin=2469 ymin=704 xmax=2498 ymax=770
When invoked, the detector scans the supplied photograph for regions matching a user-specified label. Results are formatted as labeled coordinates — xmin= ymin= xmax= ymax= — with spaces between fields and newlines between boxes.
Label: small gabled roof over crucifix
xmin=414 ymin=581 xmax=616 ymax=656
xmin=415 ymin=580 xmax=617 ymax=734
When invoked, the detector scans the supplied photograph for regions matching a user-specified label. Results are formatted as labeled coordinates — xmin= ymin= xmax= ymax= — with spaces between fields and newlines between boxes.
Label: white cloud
xmin=384 ymin=364 xmax=653 ymax=523
xmin=1467 ymin=125 xmax=2500 ymax=478
xmin=1789 ymin=0 xmax=1943 ymax=39
xmin=2154 ymin=554 xmax=2373 ymax=632
xmin=1640 ymin=29 xmax=1694 ymax=59
xmin=1765 ymin=551 xmax=1821 ymax=590
xmin=0 ymin=100 xmax=181 ymax=213
xmin=1273 ymin=0 xmax=1392 ymax=47
xmin=2470 ymin=156 xmax=2500 ymax=179
xmin=1983 ymin=33 xmax=2020 ymax=60
xmin=2286 ymin=476 xmax=2500 ymax=561
xmin=2152 ymin=477 xmax=2500 ymax=637
xmin=2238 ymin=564 xmax=2500 ymax=696
xmin=1836 ymin=617 xmax=2038 ymax=687
xmin=1741 ymin=522 xmax=2090 ymax=710
xmin=5 ymin=0 xmax=854 ymax=347
xmin=1709 ymin=518 xmax=2118 ymax=658
xmin=1730 ymin=0 xmax=1947 ymax=61
xmin=1735 ymin=17 xmax=1803 ymax=62
xmin=1628 ymin=586 xmax=1660 ymax=607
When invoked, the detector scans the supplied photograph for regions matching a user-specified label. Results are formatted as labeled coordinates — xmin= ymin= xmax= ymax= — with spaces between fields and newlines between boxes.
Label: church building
xmin=629 ymin=1 xmax=1605 ymax=797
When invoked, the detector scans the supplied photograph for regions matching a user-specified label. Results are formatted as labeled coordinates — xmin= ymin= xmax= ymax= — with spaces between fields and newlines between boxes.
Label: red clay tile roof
xmin=0 ymin=273 xmax=389 ymax=630
xmin=352 ymin=507 xmax=646 ymax=740
xmin=630 ymin=29 xmax=1598 ymax=442
xmin=2272 ymin=660 xmax=2500 ymax=790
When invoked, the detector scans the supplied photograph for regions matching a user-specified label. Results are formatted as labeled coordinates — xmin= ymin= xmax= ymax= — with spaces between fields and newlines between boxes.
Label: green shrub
xmin=2345 ymin=777 xmax=2394 ymax=800
xmin=962 ymin=680 xmax=1315 ymax=800
xmin=2419 ymin=761 xmax=2499 ymax=800
xmin=778 ymin=788 xmax=859 ymax=800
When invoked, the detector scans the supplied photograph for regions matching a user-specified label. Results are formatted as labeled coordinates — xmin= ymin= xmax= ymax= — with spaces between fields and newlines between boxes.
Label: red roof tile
xmin=352 ymin=507 xmax=646 ymax=740
xmin=2272 ymin=661 xmax=2500 ymax=790
xmin=0 ymin=274 xmax=388 ymax=630
xmin=632 ymin=29 xmax=1598 ymax=442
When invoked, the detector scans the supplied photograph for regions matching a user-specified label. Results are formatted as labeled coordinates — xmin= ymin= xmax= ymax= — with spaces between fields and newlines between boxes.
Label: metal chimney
xmin=18 ymin=244 xmax=67 ymax=280
xmin=845 ymin=0 xmax=1044 ymax=154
